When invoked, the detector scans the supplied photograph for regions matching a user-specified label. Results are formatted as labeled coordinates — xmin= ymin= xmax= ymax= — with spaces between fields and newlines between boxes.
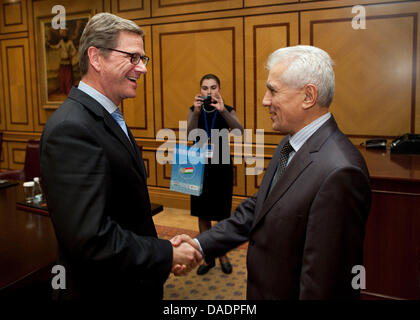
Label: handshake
xmin=170 ymin=234 xmax=203 ymax=276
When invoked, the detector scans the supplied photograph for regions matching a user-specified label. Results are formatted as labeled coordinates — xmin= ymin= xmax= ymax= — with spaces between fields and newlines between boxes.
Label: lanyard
xmin=203 ymin=110 xmax=218 ymax=139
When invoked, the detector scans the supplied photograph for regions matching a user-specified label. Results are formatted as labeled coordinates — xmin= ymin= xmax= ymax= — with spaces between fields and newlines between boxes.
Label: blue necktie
xmin=111 ymin=108 xmax=129 ymax=138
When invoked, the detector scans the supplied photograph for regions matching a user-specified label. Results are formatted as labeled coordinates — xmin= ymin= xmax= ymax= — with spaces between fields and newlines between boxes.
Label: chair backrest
xmin=24 ymin=139 xmax=40 ymax=181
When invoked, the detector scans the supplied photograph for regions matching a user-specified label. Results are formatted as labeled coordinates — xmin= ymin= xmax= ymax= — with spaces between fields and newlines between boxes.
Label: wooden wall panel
xmin=0 ymin=43 xmax=4 ymax=130
xmin=151 ymin=0 xmax=242 ymax=17
xmin=232 ymin=162 xmax=245 ymax=196
xmin=112 ymin=0 xmax=151 ymax=19
xmin=0 ymin=0 xmax=28 ymax=34
xmin=245 ymin=13 xmax=299 ymax=145
xmin=6 ymin=141 xmax=26 ymax=169
xmin=157 ymin=162 xmax=171 ymax=188
xmin=152 ymin=18 xmax=244 ymax=135
xmin=246 ymin=157 xmax=270 ymax=197
xmin=1 ymin=37 xmax=33 ymax=131
xmin=141 ymin=149 xmax=157 ymax=186
xmin=0 ymin=141 xmax=7 ymax=169
xmin=364 ymin=189 xmax=420 ymax=299
xmin=245 ymin=0 xmax=295 ymax=8
xmin=122 ymin=25 xmax=155 ymax=138
xmin=301 ymin=2 xmax=420 ymax=138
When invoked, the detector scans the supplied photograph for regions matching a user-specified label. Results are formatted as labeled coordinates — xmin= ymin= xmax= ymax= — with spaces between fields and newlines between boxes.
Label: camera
xmin=200 ymin=94 xmax=215 ymax=112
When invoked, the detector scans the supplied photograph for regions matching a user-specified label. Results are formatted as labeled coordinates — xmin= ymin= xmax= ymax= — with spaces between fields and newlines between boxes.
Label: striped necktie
xmin=268 ymin=141 xmax=293 ymax=195
xmin=111 ymin=108 xmax=129 ymax=138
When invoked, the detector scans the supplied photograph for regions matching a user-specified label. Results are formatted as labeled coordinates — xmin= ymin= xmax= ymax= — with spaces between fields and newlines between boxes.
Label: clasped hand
xmin=170 ymin=234 xmax=202 ymax=276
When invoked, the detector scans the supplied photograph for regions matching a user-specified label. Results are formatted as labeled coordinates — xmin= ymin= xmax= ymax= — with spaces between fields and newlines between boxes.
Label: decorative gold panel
xmin=301 ymin=2 xmax=420 ymax=137
xmin=232 ymin=163 xmax=246 ymax=196
xmin=246 ymin=156 xmax=270 ymax=197
xmin=142 ymin=149 xmax=157 ymax=186
xmin=111 ymin=0 xmax=151 ymax=19
xmin=0 ymin=141 xmax=7 ymax=169
xmin=244 ymin=13 xmax=299 ymax=145
xmin=152 ymin=0 xmax=242 ymax=17
xmin=156 ymin=161 xmax=171 ymax=188
xmin=0 ymin=0 xmax=28 ymax=34
xmin=0 ymin=48 xmax=4 ymax=130
xmin=7 ymin=141 xmax=26 ymax=170
xmin=1 ymin=37 xmax=33 ymax=131
xmin=152 ymin=18 xmax=244 ymax=136
xmin=245 ymin=0 xmax=296 ymax=8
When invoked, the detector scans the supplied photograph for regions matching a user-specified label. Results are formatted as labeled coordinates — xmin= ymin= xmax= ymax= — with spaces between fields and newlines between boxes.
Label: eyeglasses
xmin=97 ymin=47 xmax=149 ymax=66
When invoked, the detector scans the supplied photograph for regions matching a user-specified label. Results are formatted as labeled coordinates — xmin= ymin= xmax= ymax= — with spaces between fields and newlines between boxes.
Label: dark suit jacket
xmin=40 ymin=87 xmax=173 ymax=301
xmin=197 ymin=116 xmax=371 ymax=299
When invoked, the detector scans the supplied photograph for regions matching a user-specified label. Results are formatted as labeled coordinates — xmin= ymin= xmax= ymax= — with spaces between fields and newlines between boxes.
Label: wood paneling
xmin=152 ymin=18 xmax=244 ymax=136
xmin=359 ymin=148 xmax=420 ymax=300
xmin=364 ymin=189 xmax=420 ymax=299
xmin=0 ymin=0 xmax=28 ymax=34
xmin=246 ymin=156 xmax=270 ymax=196
xmin=245 ymin=0 xmax=296 ymax=8
xmin=111 ymin=0 xmax=151 ymax=19
xmin=245 ymin=13 xmax=299 ymax=145
xmin=0 ymin=141 xmax=7 ymax=169
xmin=0 ymin=42 xmax=4 ymax=130
xmin=122 ymin=25 xmax=155 ymax=138
xmin=151 ymin=0 xmax=242 ymax=17
xmin=301 ymin=2 xmax=420 ymax=138
xmin=1 ymin=37 xmax=33 ymax=131
xmin=6 ymin=141 xmax=25 ymax=169
xmin=142 ymin=149 xmax=157 ymax=186
xmin=233 ymin=162 xmax=245 ymax=196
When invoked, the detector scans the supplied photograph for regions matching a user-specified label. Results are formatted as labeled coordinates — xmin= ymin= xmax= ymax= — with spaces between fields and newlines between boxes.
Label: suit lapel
xmin=68 ymin=87 xmax=146 ymax=180
xmin=252 ymin=144 xmax=312 ymax=230
xmin=251 ymin=116 xmax=339 ymax=231
xmin=127 ymin=128 xmax=148 ymax=182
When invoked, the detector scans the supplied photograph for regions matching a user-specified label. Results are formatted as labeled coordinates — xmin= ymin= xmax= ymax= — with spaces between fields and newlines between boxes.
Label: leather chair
xmin=0 ymin=139 xmax=40 ymax=181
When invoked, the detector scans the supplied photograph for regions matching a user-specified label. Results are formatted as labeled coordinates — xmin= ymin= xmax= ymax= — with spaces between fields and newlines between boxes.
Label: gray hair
xmin=78 ymin=12 xmax=144 ymax=76
xmin=266 ymin=45 xmax=335 ymax=107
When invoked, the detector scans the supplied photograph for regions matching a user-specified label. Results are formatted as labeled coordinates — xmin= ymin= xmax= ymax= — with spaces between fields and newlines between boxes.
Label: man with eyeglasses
xmin=40 ymin=12 xmax=201 ymax=302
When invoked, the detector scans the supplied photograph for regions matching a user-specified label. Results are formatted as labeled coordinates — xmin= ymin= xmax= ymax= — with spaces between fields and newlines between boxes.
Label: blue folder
xmin=170 ymin=144 xmax=205 ymax=196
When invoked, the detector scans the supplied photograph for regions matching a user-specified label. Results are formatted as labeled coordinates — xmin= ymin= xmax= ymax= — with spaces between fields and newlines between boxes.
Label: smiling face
xmin=99 ymin=31 xmax=147 ymax=105
xmin=262 ymin=62 xmax=307 ymax=135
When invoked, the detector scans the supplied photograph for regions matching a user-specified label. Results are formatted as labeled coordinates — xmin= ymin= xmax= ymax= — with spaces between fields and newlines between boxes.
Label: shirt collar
xmin=289 ymin=112 xmax=332 ymax=153
xmin=78 ymin=80 xmax=118 ymax=114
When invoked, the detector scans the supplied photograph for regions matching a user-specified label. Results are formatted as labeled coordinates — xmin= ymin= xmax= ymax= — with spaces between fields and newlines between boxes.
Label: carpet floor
xmin=156 ymin=225 xmax=248 ymax=300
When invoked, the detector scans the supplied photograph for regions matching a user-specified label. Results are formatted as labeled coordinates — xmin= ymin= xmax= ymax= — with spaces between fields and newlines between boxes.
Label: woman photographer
xmin=187 ymin=74 xmax=244 ymax=275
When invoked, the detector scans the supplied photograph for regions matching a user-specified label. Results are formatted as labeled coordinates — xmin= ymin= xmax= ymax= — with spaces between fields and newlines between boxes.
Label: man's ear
xmin=87 ymin=46 xmax=101 ymax=73
xmin=302 ymin=84 xmax=318 ymax=109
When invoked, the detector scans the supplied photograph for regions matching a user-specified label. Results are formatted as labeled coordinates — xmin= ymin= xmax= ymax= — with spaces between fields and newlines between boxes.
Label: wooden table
xmin=0 ymin=182 xmax=57 ymax=298
xmin=0 ymin=182 xmax=163 ymax=299
xmin=359 ymin=147 xmax=420 ymax=300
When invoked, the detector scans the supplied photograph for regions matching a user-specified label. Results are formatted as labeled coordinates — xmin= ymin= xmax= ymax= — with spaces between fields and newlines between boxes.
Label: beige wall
xmin=1 ymin=0 xmax=419 ymax=207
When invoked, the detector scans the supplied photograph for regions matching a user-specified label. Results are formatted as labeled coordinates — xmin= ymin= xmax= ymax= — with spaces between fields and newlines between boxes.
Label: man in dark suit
xmin=173 ymin=45 xmax=371 ymax=299
xmin=40 ymin=13 xmax=201 ymax=301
